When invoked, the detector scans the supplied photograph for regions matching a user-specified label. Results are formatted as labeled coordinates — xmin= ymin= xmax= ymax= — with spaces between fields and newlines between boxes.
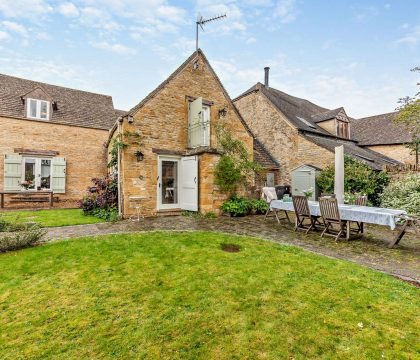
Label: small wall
xmin=368 ymin=144 xmax=416 ymax=165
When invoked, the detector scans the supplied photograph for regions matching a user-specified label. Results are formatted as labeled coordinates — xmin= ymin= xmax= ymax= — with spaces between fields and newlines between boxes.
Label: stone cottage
xmin=0 ymin=73 xmax=121 ymax=207
xmin=352 ymin=112 xmax=416 ymax=165
xmin=108 ymin=49 xmax=264 ymax=217
xmin=233 ymin=69 xmax=401 ymax=193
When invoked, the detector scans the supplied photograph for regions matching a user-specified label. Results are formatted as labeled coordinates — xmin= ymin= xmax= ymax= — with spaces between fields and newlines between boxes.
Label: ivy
xmin=214 ymin=125 xmax=261 ymax=194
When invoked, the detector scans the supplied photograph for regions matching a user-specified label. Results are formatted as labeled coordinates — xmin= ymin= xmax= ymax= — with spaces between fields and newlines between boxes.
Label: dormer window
xmin=27 ymin=98 xmax=50 ymax=120
xmin=337 ymin=120 xmax=349 ymax=139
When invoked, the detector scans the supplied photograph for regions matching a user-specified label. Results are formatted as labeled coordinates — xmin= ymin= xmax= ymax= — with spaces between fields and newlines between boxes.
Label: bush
xmin=0 ymin=222 xmax=45 ymax=253
xmin=181 ymin=211 xmax=217 ymax=219
xmin=220 ymin=196 xmax=268 ymax=217
xmin=380 ymin=174 xmax=420 ymax=216
xmin=316 ymin=156 xmax=390 ymax=206
xmin=220 ymin=195 xmax=253 ymax=217
xmin=79 ymin=175 xmax=119 ymax=221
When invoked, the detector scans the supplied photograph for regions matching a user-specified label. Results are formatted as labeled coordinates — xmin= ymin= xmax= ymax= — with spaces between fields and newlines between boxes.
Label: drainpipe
xmin=117 ymin=117 xmax=123 ymax=218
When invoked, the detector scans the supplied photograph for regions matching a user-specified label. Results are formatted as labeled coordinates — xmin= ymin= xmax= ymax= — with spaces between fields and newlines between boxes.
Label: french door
xmin=157 ymin=157 xmax=180 ymax=210
xmin=157 ymin=156 xmax=198 ymax=211
xmin=22 ymin=158 xmax=52 ymax=190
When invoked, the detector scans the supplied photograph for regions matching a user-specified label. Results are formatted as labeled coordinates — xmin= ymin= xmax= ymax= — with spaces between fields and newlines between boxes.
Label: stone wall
xmin=0 ymin=116 xmax=109 ymax=207
xmin=367 ymin=144 xmax=416 ymax=165
xmin=317 ymin=119 xmax=336 ymax=135
xmin=234 ymin=90 xmax=335 ymax=185
xmin=119 ymin=53 xmax=253 ymax=217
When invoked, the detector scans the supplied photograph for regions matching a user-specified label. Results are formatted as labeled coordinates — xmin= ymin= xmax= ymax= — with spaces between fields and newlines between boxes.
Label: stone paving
xmin=44 ymin=215 xmax=420 ymax=283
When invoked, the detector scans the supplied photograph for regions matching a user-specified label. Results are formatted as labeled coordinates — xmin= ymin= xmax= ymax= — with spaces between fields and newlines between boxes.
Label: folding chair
xmin=262 ymin=187 xmax=290 ymax=223
xmin=319 ymin=197 xmax=348 ymax=241
xmin=352 ymin=195 xmax=368 ymax=233
xmin=292 ymin=195 xmax=317 ymax=233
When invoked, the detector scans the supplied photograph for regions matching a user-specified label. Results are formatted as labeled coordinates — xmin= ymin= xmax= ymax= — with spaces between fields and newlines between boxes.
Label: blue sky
xmin=0 ymin=0 xmax=419 ymax=117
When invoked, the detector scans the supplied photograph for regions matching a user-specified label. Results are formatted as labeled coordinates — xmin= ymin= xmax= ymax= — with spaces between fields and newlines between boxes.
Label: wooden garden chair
xmin=292 ymin=195 xmax=317 ymax=233
xmin=319 ymin=197 xmax=348 ymax=241
xmin=320 ymin=193 xmax=336 ymax=199
xmin=352 ymin=195 xmax=368 ymax=233
xmin=262 ymin=187 xmax=290 ymax=223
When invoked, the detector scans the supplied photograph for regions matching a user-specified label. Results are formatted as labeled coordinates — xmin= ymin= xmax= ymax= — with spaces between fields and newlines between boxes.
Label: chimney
xmin=264 ymin=67 xmax=270 ymax=87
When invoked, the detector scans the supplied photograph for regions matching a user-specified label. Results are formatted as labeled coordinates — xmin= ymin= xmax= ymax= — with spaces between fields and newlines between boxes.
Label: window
xmin=21 ymin=158 xmax=52 ymax=190
xmin=27 ymin=98 xmax=50 ymax=120
xmin=188 ymin=97 xmax=211 ymax=148
xmin=337 ymin=121 xmax=349 ymax=139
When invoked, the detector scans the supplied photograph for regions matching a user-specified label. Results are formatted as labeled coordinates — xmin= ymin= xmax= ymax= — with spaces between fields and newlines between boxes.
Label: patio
xmin=44 ymin=214 xmax=420 ymax=283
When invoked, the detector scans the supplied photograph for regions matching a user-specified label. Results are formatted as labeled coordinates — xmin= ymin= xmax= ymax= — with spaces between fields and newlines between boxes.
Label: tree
xmin=394 ymin=67 xmax=420 ymax=166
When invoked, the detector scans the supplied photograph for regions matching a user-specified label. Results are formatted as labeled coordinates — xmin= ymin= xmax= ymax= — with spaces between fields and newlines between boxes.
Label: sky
xmin=0 ymin=0 xmax=419 ymax=118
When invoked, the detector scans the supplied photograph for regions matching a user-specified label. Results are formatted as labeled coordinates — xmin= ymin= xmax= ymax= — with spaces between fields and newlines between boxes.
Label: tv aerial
xmin=194 ymin=13 xmax=227 ymax=64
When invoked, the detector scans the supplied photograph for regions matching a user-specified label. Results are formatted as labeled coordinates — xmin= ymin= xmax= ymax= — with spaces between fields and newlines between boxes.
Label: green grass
xmin=0 ymin=232 xmax=418 ymax=359
xmin=0 ymin=209 xmax=103 ymax=228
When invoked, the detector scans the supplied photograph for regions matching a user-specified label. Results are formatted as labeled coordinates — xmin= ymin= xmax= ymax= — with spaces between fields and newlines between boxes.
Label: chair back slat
xmin=319 ymin=197 xmax=340 ymax=221
xmin=354 ymin=195 xmax=368 ymax=206
xmin=292 ymin=195 xmax=310 ymax=217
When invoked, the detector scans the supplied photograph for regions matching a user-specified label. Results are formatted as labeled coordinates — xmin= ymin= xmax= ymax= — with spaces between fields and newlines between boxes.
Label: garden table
xmin=270 ymin=200 xmax=414 ymax=247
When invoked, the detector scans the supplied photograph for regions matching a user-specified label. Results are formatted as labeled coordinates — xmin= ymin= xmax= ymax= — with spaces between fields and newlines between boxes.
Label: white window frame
xmin=27 ymin=98 xmax=50 ymax=120
xmin=21 ymin=157 xmax=52 ymax=190
xmin=201 ymin=105 xmax=210 ymax=146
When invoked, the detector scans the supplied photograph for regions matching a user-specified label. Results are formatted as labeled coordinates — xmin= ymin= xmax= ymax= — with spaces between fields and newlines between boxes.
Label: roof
xmin=292 ymin=164 xmax=323 ymax=171
xmin=127 ymin=49 xmax=254 ymax=137
xmin=234 ymin=83 xmax=402 ymax=169
xmin=311 ymin=107 xmax=344 ymax=123
xmin=352 ymin=112 xmax=412 ymax=145
xmin=253 ymin=139 xmax=279 ymax=169
xmin=0 ymin=73 xmax=117 ymax=130
xmin=301 ymin=131 xmax=401 ymax=170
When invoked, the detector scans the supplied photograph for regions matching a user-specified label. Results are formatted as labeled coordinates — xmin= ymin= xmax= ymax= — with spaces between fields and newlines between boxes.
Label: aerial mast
xmin=195 ymin=13 xmax=227 ymax=60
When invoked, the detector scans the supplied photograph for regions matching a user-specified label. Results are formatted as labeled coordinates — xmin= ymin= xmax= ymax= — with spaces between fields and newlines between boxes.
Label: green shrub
xmin=214 ymin=155 xmax=243 ymax=194
xmin=251 ymin=199 xmax=269 ymax=214
xmin=0 ymin=224 xmax=45 ymax=253
xmin=90 ymin=207 xmax=119 ymax=222
xmin=316 ymin=156 xmax=390 ymax=206
xmin=181 ymin=211 xmax=217 ymax=219
xmin=380 ymin=174 xmax=420 ymax=215
xmin=220 ymin=195 xmax=253 ymax=217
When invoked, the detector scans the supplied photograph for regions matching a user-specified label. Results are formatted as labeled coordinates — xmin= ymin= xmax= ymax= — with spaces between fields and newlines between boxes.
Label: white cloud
xmin=273 ymin=0 xmax=296 ymax=23
xmin=0 ymin=0 xmax=52 ymax=19
xmin=0 ymin=30 xmax=9 ymax=40
xmin=156 ymin=5 xmax=186 ymax=24
xmin=58 ymin=2 xmax=79 ymax=17
xmin=394 ymin=25 xmax=420 ymax=46
xmin=246 ymin=37 xmax=257 ymax=44
xmin=90 ymin=41 xmax=137 ymax=55
xmin=1 ymin=21 xmax=27 ymax=36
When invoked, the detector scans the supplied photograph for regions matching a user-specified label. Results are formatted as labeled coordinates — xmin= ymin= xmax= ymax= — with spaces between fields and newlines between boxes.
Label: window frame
xmin=21 ymin=157 xmax=52 ymax=191
xmin=26 ymin=98 xmax=50 ymax=120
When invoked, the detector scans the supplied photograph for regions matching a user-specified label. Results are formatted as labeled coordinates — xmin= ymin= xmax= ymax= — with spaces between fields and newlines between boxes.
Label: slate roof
xmin=352 ymin=112 xmax=412 ymax=145
xmin=301 ymin=131 xmax=401 ymax=170
xmin=253 ymin=139 xmax=279 ymax=169
xmin=233 ymin=83 xmax=401 ymax=169
xmin=311 ymin=107 xmax=344 ymax=123
xmin=0 ymin=73 xmax=117 ymax=130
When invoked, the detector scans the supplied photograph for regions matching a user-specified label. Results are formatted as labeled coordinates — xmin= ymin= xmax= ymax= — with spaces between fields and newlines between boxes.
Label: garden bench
xmin=0 ymin=191 xmax=55 ymax=208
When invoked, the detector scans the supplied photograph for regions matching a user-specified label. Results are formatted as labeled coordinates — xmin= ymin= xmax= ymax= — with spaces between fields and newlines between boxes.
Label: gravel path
xmin=44 ymin=215 xmax=420 ymax=283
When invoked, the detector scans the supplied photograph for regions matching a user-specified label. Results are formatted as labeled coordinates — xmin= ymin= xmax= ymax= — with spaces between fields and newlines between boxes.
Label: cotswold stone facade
xmin=114 ymin=51 xmax=253 ymax=217
xmin=0 ymin=117 xmax=109 ymax=206
xmin=367 ymin=144 xmax=414 ymax=165
xmin=233 ymin=87 xmax=333 ymax=184
xmin=0 ymin=73 xmax=118 ymax=208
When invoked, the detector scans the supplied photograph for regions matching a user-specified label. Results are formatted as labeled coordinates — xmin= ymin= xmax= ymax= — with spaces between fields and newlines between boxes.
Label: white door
xmin=180 ymin=156 xmax=198 ymax=211
xmin=157 ymin=157 xmax=180 ymax=210
xmin=292 ymin=170 xmax=314 ymax=200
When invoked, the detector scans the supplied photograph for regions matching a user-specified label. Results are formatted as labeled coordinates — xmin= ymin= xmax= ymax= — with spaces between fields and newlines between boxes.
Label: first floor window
xmin=27 ymin=98 xmax=50 ymax=120
xmin=22 ymin=158 xmax=51 ymax=190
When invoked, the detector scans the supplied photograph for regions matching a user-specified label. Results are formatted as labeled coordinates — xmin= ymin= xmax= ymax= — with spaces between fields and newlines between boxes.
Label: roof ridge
xmin=0 ymin=73 xmax=113 ymax=98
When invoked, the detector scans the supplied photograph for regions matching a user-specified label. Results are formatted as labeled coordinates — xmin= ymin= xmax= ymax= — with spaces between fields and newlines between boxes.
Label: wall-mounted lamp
xmin=135 ymin=151 xmax=144 ymax=162
xmin=127 ymin=115 xmax=134 ymax=124
xmin=218 ymin=107 xmax=227 ymax=118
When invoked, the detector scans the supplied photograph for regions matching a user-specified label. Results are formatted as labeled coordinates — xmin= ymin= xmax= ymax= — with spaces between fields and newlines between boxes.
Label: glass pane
xmin=161 ymin=161 xmax=178 ymax=205
xmin=40 ymin=101 xmax=48 ymax=119
xmin=41 ymin=159 xmax=51 ymax=189
xmin=29 ymin=99 xmax=37 ymax=118
xmin=24 ymin=159 xmax=36 ymax=190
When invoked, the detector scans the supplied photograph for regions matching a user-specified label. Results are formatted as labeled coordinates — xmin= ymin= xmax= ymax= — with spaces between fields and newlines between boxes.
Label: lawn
xmin=0 ymin=232 xmax=418 ymax=359
xmin=0 ymin=209 xmax=103 ymax=227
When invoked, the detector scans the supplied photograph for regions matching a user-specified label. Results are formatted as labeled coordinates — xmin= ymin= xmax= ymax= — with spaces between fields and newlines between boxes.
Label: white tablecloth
xmin=270 ymin=200 xmax=407 ymax=230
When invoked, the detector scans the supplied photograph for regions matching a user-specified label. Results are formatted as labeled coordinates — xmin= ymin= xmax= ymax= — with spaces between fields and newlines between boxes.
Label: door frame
xmin=157 ymin=155 xmax=181 ymax=210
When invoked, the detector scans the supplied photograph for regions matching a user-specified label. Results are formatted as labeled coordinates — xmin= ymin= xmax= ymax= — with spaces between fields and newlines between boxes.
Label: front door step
xmin=156 ymin=208 xmax=183 ymax=216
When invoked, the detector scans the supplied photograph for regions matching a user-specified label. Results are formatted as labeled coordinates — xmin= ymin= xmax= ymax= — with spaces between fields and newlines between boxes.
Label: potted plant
xmin=303 ymin=187 xmax=313 ymax=199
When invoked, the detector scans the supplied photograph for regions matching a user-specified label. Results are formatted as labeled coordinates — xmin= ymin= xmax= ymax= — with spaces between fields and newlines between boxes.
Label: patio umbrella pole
xmin=334 ymin=145 xmax=344 ymax=204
